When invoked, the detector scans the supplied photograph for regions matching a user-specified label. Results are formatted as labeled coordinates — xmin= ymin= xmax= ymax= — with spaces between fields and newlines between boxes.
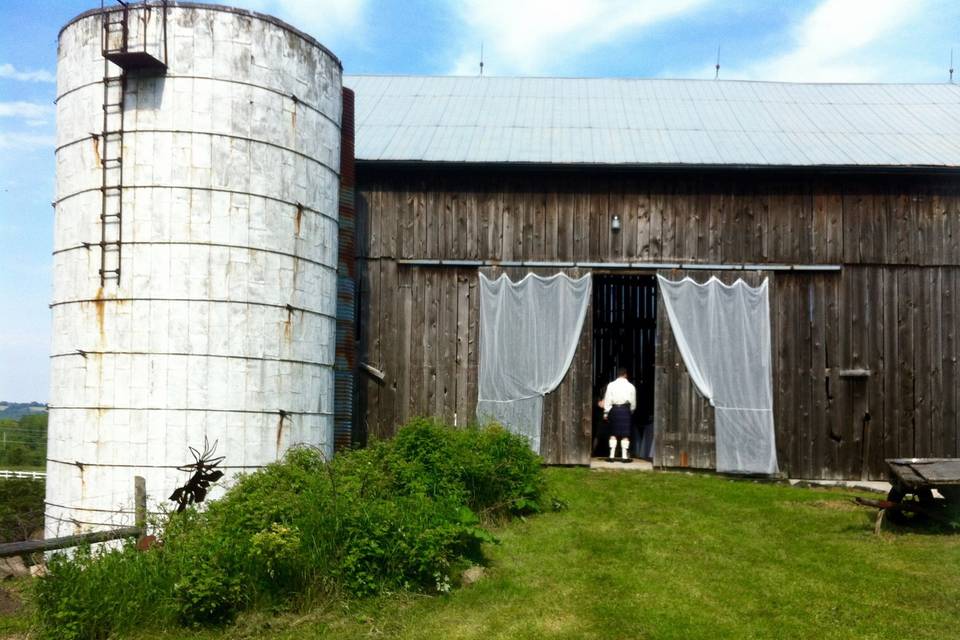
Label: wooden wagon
xmin=857 ymin=458 xmax=960 ymax=529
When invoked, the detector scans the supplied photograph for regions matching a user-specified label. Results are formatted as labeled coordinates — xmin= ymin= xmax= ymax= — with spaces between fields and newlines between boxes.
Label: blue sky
xmin=1 ymin=0 xmax=958 ymax=401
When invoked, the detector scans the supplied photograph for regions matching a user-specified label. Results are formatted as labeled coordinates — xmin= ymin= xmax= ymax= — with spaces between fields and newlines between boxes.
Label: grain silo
xmin=48 ymin=2 xmax=343 ymax=536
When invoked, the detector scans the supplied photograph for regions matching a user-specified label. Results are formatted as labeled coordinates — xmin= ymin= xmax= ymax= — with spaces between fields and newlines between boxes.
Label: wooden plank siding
xmin=355 ymin=168 xmax=960 ymax=477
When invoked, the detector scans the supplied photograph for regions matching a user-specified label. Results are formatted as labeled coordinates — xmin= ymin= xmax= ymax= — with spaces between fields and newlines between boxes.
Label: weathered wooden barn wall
xmin=356 ymin=167 xmax=960 ymax=478
xmin=355 ymin=260 xmax=592 ymax=465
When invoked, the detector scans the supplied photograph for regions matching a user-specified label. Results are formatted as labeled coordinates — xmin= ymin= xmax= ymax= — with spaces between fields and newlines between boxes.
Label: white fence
xmin=0 ymin=470 xmax=45 ymax=480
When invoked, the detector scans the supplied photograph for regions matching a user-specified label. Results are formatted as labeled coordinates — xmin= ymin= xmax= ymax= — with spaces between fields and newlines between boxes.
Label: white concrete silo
xmin=48 ymin=3 xmax=341 ymax=536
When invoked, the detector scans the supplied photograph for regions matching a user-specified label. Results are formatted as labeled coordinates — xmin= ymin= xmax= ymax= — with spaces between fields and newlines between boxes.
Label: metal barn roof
xmin=345 ymin=75 xmax=960 ymax=168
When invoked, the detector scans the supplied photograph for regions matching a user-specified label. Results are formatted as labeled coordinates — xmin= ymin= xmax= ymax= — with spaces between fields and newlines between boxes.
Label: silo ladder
xmin=96 ymin=2 xmax=169 ymax=285
xmin=98 ymin=64 xmax=125 ymax=285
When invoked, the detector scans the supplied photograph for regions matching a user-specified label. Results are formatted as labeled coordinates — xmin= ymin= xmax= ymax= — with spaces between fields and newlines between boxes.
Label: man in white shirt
xmin=603 ymin=367 xmax=636 ymax=461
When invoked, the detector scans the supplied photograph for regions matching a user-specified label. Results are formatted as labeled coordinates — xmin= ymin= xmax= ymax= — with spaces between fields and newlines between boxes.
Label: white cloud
xmin=448 ymin=0 xmax=709 ymax=76
xmin=0 ymin=101 xmax=54 ymax=127
xmin=0 ymin=63 xmax=55 ymax=83
xmin=725 ymin=0 xmax=925 ymax=82
xmin=242 ymin=0 xmax=369 ymax=45
xmin=0 ymin=132 xmax=55 ymax=150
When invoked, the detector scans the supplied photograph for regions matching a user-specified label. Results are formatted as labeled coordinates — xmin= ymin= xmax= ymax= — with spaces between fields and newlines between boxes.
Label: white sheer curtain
xmin=476 ymin=272 xmax=592 ymax=453
xmin=657 ymin=275 xmax=778 ymax=475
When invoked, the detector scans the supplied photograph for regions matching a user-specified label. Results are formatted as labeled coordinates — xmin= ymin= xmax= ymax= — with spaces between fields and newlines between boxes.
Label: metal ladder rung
xmin=100 ymin=14 xmax=129 ymax=290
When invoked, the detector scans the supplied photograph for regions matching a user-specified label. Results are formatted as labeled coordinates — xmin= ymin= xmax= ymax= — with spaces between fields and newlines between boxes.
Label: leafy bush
xmin=33 ymin=419 xmax=545 ymax=636
xmin=0 ymin=478 xmax=44 ymax=543
xmin=389 ymin=418 xmax=546 ymax=518
xmin=173 ymin=562 xmax=245 ymax=627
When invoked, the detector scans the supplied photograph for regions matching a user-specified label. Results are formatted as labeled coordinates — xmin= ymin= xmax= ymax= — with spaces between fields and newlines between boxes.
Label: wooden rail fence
xmin=0 ymin=476 xmax=146 ymax=558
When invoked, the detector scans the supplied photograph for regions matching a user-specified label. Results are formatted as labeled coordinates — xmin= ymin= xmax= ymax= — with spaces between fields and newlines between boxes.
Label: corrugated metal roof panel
xmin=345 ymin=75 xmax=960 ymax=167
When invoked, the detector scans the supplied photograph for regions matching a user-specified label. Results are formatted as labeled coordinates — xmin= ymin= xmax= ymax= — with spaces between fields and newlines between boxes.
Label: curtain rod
xmin=394 ymin=259 xmax=842 ymax=272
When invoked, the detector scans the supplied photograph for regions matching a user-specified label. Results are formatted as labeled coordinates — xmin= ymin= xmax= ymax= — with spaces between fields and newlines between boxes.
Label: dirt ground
xmin=0 ymin=587 xmax=21 ymax=616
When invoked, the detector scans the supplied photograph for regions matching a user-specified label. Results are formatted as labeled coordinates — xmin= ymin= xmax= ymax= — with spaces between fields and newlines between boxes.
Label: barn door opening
xmin=592 ymin=274 xmax=657 ymax=458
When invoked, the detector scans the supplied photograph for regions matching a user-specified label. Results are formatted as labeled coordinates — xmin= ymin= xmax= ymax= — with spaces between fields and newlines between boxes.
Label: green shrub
xmin=456 ymin=422 xmax=546 ymax=517
xmin=250 ymin=523 xmax=303 ymax=580
xmin=32 ymin=419 xmax=545 ymax=636
xmin=0 ymin=478 xmax=44 ymax=543
xmin=390 ymin=418 xmax=546 ymax=518
xmin=173 ymin=561 xmax=245 ymax=627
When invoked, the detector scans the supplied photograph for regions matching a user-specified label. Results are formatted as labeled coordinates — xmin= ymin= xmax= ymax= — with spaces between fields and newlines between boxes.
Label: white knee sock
xmin=621 ymin=438 xmax=630 ymax=459
xmin=608 ymin=436 xmax=617 ymax=459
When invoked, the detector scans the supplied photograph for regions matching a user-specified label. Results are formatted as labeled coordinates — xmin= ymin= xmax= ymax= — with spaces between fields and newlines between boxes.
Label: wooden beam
xmin=394 ymin=259 xmax=843 ymax=271
xmin=0 ymin=527 xmax=142 ymax=558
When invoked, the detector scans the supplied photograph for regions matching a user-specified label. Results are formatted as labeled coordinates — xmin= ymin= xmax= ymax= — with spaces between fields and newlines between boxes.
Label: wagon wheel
xmin=886 ymin=484 xmax=934 ymax=525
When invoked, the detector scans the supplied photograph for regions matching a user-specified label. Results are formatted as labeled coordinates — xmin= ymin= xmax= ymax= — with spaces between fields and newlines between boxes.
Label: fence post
xmin=134 ymin=475 xmax=146 ymax=534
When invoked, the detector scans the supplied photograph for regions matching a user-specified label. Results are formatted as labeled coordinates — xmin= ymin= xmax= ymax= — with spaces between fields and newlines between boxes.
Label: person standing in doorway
xmin=603 ymin=367 xmax=636 ymax=461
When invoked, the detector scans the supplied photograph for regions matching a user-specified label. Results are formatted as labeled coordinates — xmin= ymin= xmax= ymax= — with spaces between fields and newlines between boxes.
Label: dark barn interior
xmin=591 ymin=274 xmax=657 ymax=457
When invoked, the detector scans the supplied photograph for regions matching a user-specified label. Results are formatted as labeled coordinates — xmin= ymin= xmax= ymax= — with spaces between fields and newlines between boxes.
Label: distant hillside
xmin=0 ymin=402 xmax=47 ymax=420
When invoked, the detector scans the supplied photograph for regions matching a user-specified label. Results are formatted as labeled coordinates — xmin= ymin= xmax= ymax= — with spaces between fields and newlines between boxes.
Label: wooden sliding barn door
xmin=653 ymin=268 xmax=886 ymax=480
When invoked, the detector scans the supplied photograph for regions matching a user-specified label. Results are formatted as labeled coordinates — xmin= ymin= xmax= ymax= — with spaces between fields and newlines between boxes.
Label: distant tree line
xmin=0 ymin=412 xmax=47 ymax=468
xmin=0 ymin=401 xmax=47 ymax=420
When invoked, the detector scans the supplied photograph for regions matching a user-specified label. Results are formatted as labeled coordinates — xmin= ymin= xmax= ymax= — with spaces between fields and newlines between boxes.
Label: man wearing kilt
xmin=602 ymin=368 xmax=636 ymax=462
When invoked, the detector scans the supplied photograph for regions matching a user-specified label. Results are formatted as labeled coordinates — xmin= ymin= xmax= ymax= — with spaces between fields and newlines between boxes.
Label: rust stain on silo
xmin=294 ymin=203 xmax=303 ymax=236
xmin=94 ymin=354 xmax=105 ymax=425
xmin=283 ymin=306 xmax=293 ymax=341
xmin=275 ymin=412 xmax=286 ymax=456
xmin=94 ymin=286 xmax=106 ymax=339
xmin=77 ymin=462 xmax=86 ymax=498
xmin=91 ymin=134 xmax=101 ymax=167
xmin=291 ymin=252 xmax=301 ymax=292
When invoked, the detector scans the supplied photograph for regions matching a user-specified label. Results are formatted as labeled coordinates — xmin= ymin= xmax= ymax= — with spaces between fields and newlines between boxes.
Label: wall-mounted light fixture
xmin=611 ymin=214 xmax=621 ymax=232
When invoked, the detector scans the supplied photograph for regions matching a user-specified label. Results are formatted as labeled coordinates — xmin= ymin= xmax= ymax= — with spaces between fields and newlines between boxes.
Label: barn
xmin=346 ymin=76 xmax=960 ymax=481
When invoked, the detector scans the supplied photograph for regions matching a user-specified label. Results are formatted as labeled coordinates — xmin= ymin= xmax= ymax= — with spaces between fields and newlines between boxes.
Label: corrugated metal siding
xmin=345 ymin=75 xmax=960 ymax=168
xmin=334 ymin=88 xmax=357 ymax=451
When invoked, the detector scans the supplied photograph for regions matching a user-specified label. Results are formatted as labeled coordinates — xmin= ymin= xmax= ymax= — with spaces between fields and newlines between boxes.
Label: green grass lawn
xmin=7 ymin=468 xmax=960 ymax=640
